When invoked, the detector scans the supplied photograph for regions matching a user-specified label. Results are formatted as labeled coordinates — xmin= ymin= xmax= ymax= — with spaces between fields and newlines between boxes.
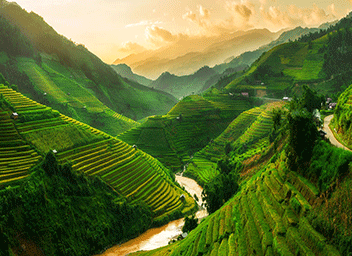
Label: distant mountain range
xmin=113 ymin=29 xmax=280 ymax=79
xmin=112 ymin=21 xmax=337 ymax=100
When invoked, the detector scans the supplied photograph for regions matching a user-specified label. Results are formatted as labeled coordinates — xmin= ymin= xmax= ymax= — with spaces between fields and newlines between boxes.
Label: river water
xmin=95 ymin=175 xmax=207 ymax=256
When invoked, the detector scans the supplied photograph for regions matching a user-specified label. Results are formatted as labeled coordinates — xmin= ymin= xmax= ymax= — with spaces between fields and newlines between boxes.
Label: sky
xmin=11 ymin=0 xmax=352 ymax=64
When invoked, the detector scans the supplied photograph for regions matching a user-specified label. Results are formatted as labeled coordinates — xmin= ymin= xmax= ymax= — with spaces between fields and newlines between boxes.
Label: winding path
xmin=323 ymin=115 xmax=351 ymax=151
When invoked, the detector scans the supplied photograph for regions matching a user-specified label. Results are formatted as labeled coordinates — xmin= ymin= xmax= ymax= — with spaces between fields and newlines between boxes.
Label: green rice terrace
xmin=220 ymin=33 xmax=340 ymax=98
xmin=185 ymin=101 xmax=285 ymax=185
xmin=132 ymin=143 xmax=349 ymax=256
xmin=118 ymin=94 xmax=252 ymax=171
xmin=0 ymin=85 xmax=196 ymax=221
xmin=15 ymin=56 xmax=139 ymax=136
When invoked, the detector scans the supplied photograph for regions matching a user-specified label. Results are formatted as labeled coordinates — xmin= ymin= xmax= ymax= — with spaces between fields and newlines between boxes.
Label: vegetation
xmin=202 ymin=171 xmax=239 ymax=214
xmin=119 ymin=94 xmax=252 ymax=171
xmin=0 ymin=86 xmax=196 ymax=225
xmin=0 ymin=152 xmax=153 ymax=256
xmin=185 ymin=102 xmax=283 ymax=185
xmin=182 ymin=214 xmax=198 ymax=234
xmin=0 ymin=3 xmax=178 ymax=136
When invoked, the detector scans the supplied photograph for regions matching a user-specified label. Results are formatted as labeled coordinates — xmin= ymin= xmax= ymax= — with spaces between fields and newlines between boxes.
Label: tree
xmin=272 ymin=108 xmax=283 ymax=131
xmin=299 ymin=85 xmax=324 ymax=113
xmin=286 ymin=109 xmax=318 ymax=172
xmin=182 ymin=214 xmax=198 ymax=233
xmin=201 ymin=173 xmax=239 ymax=214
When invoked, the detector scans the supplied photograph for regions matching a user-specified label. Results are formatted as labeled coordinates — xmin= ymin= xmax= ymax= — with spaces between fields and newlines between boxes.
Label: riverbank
xmin=95 ymin=175 xmax=207 ymax=256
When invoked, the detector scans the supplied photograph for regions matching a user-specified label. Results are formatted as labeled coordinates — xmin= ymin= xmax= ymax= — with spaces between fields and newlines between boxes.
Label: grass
xmin=184 ymin=102 xmax=284 ymax=185
xmin=0 ymin=86 xmax=196 ymax=219
xmin=119 ymin=94 xmax=251 ymax=171
xmin=131 ymin=138 xmax=343 ymax=256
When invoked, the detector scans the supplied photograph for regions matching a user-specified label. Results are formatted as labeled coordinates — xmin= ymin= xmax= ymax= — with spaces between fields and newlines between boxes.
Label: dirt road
xmin=323 ymin=115 xmax=351 ymax=151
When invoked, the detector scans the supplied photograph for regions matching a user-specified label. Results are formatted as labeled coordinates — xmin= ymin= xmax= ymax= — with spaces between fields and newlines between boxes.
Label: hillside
xmin=111 ymin=64 xmax=153 ymax=87
xmin=0 ymin=1 xmax=177 ymax=135
xmin=331 ymin=83 xmax=352 ymax=148
xmin=0 ymin=85 xmax=196 ymax=222
xmin=212 ymin=25 xmax=330 ymax=75
xmin=131 ymin=102 xmax=352 ymax=256
xmin=185 ymin=101 xmax=284 ymax=185
xmin=149 ymin=67 xmax=221 ymax=99
xmin=118 ymin=93 xmax=252 ymax=171
xmin=215 ymin=16 xmax=352 ymax=100
xmin=0 ymin=152 xmax=153 ymax=256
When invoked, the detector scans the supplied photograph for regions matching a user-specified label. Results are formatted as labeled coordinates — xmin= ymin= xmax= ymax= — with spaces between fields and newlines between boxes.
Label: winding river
xmin=95 ymin=175 xmax=207 ymax=256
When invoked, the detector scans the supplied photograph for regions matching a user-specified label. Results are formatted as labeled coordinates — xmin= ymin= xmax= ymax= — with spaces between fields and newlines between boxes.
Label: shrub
xmin=182 ymin=214 xmax=198 ymax=233
xmin=308 ymin=140 xmax=352 ymax=191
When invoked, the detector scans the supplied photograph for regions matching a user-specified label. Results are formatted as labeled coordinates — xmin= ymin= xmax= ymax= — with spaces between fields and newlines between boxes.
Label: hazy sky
xmin=12 ymin=0 xmax=352 ymax=63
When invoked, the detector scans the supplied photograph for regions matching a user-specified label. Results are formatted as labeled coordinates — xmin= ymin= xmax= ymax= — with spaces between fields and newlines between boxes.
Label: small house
xmin=329 ymin=103 xmax=337 ymax=110
xmin=43 ymin=92 xmax=47 ymax=96
xmin=11 ymin=112 xmax=18 ymax=120
xmin=180 ymin=194 xmax=185 ymax=202
xmin=132 ymin=145 xmax=138 ymax=150
xmin=241 ymin=92 xmax=249 ymax=97
xmin=52 ymin=149 xmax=58 ymax=154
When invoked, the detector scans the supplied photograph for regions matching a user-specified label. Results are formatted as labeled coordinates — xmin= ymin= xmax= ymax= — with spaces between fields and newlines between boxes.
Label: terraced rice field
xmin=134 ymin=156 xmax=340 ymax=256
xmin=185 ymin=102 xmax=284 ymax=185
xmin=119 ymin=94 xmax=251 ymax=171
xmin=0 ymin=86 xmax=195 ymax=218
xmin=0 ymin=87 xmax=43 ymax=186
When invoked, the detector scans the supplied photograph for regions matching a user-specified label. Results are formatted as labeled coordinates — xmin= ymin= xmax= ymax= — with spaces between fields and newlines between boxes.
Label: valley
xmin=1 ymin=1 xmax=352 ymax=256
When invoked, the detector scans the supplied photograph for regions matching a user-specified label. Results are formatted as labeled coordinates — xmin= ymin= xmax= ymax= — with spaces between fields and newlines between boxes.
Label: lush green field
xmin=220 ymin=35 xmax=339 ymax=98
xmin=15 ymin=57 xmax=139 ymax=136
xmin=0 ymin=86 xmax=196 ymax=221
xmin=184 ymin=101 xmax=284 ymax=185
xmin=118 ymin=94 xmax=252 ymax=171
xmin=0 ymin=152 xmax=153 ymax=256
xmin=132 ymin=147 xmax=343 ymax=256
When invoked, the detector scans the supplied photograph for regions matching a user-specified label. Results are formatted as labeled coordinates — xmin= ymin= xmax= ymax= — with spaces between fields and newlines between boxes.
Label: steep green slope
xmin=223 ymin=39 xmax=326 ymax=98
xmin=216 ymin=15 xmax=352 ymax=100
xmin=118 ymin=94 xmax=252 ymax=171
xmin=328 ymin=82 xmax=352 ymax=148
xmin=0 ymin=85 xmax=196 ymax=222
xmin=0 ymin=153 xmax=153 ymax=256
xmin=185 ymin=101 xmax=284 ymax=185
xmin=111 ymin=63 xmax=153 ymax=87
xmin=0 ymin=1 xmax=177 ymax=135
xmin=149 ymin=66 xmax=221 ymax=99
xmin=132 ymin=139 xmax=349 ymax=256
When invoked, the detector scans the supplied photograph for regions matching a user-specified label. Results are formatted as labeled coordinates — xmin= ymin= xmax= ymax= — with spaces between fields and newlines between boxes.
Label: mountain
xmin=0 ymin=84 xmax=196 ymax=255
xmin=130 ymin=98 xmax=352 ymax=256
xmin=212 ymin=15 xmax=352 ymax=100
xmin=111 ymin=63 xmax=153 ymax=87
xmin=149 ymin=66 xmax=220 ymax=99
xmin=212 ymin=23 xmax=336 ymax=75
xmin=0 ymin=1 xmax=177 ymax=135
xmin=118 ymin=93 xmax=253 ymax=171
xmin=114 ymin=29 xmax=280 ymax=79
xmin=185 ymin=102 xmax=283 ymax=185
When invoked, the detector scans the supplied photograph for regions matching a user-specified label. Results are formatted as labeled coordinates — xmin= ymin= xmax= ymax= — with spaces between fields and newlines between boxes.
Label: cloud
xmin=145 ymin=25 xmax=188 ymax=45
xmin=118 ymin=41 xmax=146 ymax=53
xmin=125 ymin=20 xmax=163 ymax=28
xmin=260 ymin=4 xmax=334 ymax=28
xmin=226 ymin=1 xmax=254 ymax=23
xmin=182 ymin=2 xmax=255 ymax=35
xmin=182 ymin=5 xmax=211 ymax=29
